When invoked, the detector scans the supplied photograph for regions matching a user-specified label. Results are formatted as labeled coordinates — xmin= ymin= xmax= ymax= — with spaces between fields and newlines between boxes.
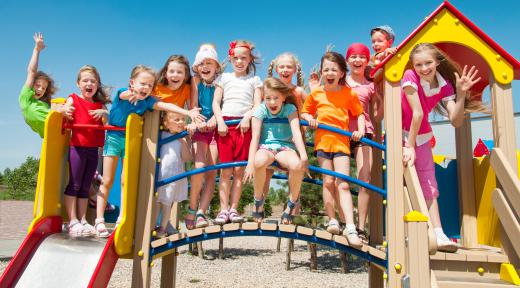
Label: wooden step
xmin=436 ymin=275 xmax=518 ymax=288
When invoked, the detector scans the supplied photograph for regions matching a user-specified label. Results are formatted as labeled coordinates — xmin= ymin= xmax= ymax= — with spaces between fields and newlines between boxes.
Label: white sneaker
xmin=436 ymin=233 xmax=458 ymax=253
xmin=343 ymin=224 xmax=363 ymax=248
xmin=326 ymin=219 xmax=340 ymax=235
xmin=68 ymin=219 xmax=84 ymax=237
xmin=81 ymin=220 xmax=96 ymax=237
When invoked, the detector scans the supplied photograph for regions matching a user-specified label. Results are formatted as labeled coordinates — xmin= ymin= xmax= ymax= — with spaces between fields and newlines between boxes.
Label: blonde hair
xmin=129 ymin=65 xmax=157 ymax=88
xmin=229 ymin=40 xmax=260 ymax=75
xmin=409 ymin=43 xmax=488 ymax=115
xmin=267 ymin=53 xmax=304 ymax=87
xmin=76 ymin=65 xmax=111 ymax=104
xmin=158 ymin=55 xmax=191 ymax=86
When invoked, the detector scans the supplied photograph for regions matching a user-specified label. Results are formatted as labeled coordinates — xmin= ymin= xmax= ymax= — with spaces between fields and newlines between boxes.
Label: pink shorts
xmin=192 ymin=130 xmax=217 ymax=145
xmin=413 ymin=141 xmax=439 ymax=200
xmin=216 ymin=116 xmax=252 ymax=163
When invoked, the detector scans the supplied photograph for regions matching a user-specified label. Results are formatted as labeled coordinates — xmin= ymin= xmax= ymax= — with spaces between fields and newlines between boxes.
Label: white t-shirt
xmin=216 ymin=72 xmax=262 ymax=116
xmin=157 ymin=132 xmax=188 ymax=205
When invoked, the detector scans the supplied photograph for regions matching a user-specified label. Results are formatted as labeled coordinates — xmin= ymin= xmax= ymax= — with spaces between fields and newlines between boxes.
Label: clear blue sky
xmin=1 ymin=0 xmax=519 ymax=170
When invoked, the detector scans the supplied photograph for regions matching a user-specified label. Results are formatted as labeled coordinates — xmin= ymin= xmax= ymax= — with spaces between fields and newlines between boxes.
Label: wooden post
xmin=369 ymin=112 xmax=384 ymax=288
xmin=404 ymin=211 xmax=430 ymax=288
xmin=219 ymin=238 xmax=224 ymax=259
xmin=161 ymin=202 xmax=180 ymax=288
xmin=384 ymin=80 xmax=406 ymax=288
xmin=132 ymin=111 xmax=160 ymax=288
xmin=490 ymin=81 xmax=519 ymax=267
xmin=455 ymin=115 xmax=478 ymax=248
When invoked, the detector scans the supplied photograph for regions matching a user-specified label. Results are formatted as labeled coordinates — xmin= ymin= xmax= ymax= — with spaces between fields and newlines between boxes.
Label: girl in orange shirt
xmin=301 ymin=51 xmax=365 ymax=248
xmin=154 ymin=55 xmax=193 ymax=111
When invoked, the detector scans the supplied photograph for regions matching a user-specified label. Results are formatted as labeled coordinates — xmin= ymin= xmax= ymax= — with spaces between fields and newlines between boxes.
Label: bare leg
xmin=253 ymin=150 xmax=275 ymax=201
xmin=189 ymin=141 xmax=208 ymax=220
xmin=200 ymin=143 xmax=219 ymax=212
xmin=160 ymin=203 xmax=172 ymax=230
xmin=333 ymin=156 xmax=355 ymax=225
xmin=276 ymin=150 xmax=304 ymax=224
xmin=64 ymin=195 xmax=78 ymax=222
xmin=318 ymin=157 xmax=337 ymax=221
xmin=218 ymin=168 xmax=233 ymax=211
xmin=356 ymin=145 xmax=372 ymax=231
xmin=229 ymin=167 xmax=245 ymax=210
xmin=76 ymin=198 xmax=88 ymax=222
xmin=97 ymin=156 xmax=118 ymax=220
xmin=263 ymin=169 xmax=274 ymax=199
xmin=426 ymin=198 xmax=443 ymax=229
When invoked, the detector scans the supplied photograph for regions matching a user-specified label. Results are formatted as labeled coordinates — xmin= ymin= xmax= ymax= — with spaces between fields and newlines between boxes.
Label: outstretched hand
xmin=308 ymin=72 xmax=320 ymax=91
xmin=33 ymin=32 xmax=46 ymax=51
xmin=455 ymin=65 xmax=481 ymax=94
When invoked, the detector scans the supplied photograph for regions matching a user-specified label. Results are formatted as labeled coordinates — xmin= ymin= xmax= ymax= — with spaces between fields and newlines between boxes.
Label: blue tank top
xmin=198 ymin=81 xmax=215 ymax=119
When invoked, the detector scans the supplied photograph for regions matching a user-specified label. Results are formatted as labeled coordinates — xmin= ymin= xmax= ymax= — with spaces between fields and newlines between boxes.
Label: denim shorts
xmin=315 ymin=150 xmax=348 ymax=160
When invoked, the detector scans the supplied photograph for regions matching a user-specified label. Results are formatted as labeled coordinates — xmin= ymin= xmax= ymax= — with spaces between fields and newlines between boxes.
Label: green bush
xmin=3 ymin=157 xmax=39 ymax=200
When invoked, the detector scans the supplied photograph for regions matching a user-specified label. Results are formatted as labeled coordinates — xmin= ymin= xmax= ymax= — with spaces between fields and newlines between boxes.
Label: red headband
xmin=228 ymin=41 xmax=251 ymax=56
xmin=346 ymin=43 xmax=370 ymax=61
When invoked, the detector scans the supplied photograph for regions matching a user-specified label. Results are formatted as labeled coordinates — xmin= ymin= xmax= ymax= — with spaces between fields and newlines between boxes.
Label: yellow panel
xmin=384 ymin=8 xmax=514 ymax=85
xmin=403 ymin=211 xmax=428 ymax=222
xmin=433 ymin=155 xmax=446 ymax=165
xmin=500 ymin=263 xmax=520 ymax=285
xmin=114 ymin=113 xmax=144 ymax=256
xmin=28 ymin=111 xmax=69 ymax=231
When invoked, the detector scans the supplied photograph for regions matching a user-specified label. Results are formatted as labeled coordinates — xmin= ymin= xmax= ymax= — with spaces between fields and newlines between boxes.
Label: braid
xmin=267 ymin=60 xmax=275 ymax=78
xmin=296 ymin=64 xmax=304 ymax=87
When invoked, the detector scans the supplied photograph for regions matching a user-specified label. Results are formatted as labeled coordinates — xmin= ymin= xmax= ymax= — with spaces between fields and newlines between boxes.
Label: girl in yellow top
xmin=154 ymin=55 xmax=192 ymax=110
xmin=301 ymin=51 xmax=365 ymax=248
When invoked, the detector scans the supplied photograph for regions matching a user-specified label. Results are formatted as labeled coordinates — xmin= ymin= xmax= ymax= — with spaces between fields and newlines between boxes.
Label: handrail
xmin=63 ymin=123 xmax=126 ymax=131
xmin=490 ymin=148 xmax=520 ymax=215
xmin=403 ymin=165 xmax=438 ymax=254
xmin=156 ymin=161 xmax=386 ymax=197
xmin=159 ymin=119 xmax=386 ymax=151
xmin=491 ymin=188 xmax=520 ymax=258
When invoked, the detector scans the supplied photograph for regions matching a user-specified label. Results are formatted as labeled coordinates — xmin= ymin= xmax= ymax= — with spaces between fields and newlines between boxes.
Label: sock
xmin=345 ymin=223 xmax=357 ymax=234
xmin=434 ymin=227 xmax=449 ymax=241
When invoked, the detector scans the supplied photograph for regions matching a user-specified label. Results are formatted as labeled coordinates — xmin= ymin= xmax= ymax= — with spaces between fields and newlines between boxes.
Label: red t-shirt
xmin=68 ymin=93 xmax=105 ymax=147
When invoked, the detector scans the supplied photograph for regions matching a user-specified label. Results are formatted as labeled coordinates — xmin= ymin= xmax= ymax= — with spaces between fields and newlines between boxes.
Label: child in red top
xmin=63 ymin=65 xmax=110 ymax=237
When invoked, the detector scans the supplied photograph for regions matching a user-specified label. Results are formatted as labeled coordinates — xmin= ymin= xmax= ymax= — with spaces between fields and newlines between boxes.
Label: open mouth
xmin=326 ymin=79 xmax=335 ymax=84
xmin=86 ymin=88 xmax=93 ymax=93
xmin=139 ymin=91 xmax=148 ymax=98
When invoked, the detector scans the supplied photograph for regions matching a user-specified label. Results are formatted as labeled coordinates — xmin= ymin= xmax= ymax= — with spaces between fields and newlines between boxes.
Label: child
xmin=346 ymin=43 xmax=378 ymax=241
xmin=244 ymin=78 xmax=307 ymax=224
xmin=19 ymin=33 xmax=73 ymax=138
xmin=370 ymin=25 xmax=397 ymax=66
xmin=301 ymin=51 xmax=365 ymax=248
xmin=402 ymin=43 xmax=484 ymax=252
xmin=63 ymin=65 xmax=110 ymax=236
xmin=154 ymin=55 xmax=192 ymax=108
xmin=95 ymin=65 xmax=205 ymax=237
xmin=186 ymin=44 xmax=222 ymax=229
xmin=153 ymin=111 xmax=191 ymax=237
xmin=212 ymin=40 xmax=262 ymax=224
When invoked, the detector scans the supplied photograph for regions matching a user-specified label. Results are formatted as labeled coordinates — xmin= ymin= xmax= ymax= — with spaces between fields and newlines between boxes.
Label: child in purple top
xmin=402 ymin=43 xmax=485 ymax=252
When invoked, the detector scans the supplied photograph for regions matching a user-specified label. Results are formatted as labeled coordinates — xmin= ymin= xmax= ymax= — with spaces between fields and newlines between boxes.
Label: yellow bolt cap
xmin=383 ymin=241 xmax=387 ymax=247
xmin=152 ymin=231 xmax=157 ymax=237
xmin=392 ymin=70 xmax=397 ymax=77
xmin=150 ymin=261 xmax=155 ymax=267
xmin=383 ymin=273 xmax=388 ymax=280
xmin=502 ymin=72 xmax=508 ymax=79
xmin=383 ymin=200 xmax=387 ymax=205
xmin=57 ymin=203 xmax=61 ymax=208
xmin=395 ymin=263 xmax=402 ymax=271
xmin=496 ymin=55 xmax=501 ymax=61
xmin=454 ymin=19 xmax=460 ymax=25
xmin=123 ymin=236 xmax=128 ymax=242
xmin=478 ymin=267 xmax=484 ymax=274
xmin=138 ymin=250 xmax=144 ymax=257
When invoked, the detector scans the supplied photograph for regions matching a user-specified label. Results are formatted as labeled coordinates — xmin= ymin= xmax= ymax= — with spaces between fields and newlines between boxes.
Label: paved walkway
xmin=0 ymin=201 xmax=34 ymax=259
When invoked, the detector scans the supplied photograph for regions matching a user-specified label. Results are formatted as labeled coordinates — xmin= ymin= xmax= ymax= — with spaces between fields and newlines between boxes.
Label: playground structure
xmin=1 ymin=1 xmax=520 ymax=287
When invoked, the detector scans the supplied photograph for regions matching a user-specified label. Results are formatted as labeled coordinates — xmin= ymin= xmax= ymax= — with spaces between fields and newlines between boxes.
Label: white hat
xmin=193 ymin=45 xmax=219 ymax=68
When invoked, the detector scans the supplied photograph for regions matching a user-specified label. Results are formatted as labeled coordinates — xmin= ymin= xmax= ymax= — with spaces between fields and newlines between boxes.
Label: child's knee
xmin=336 ymin=179 xmax=350 ymax=191
xmin=221 ymin=168 xmax=233 ymax=179
xmin=323 ymin=177 xmax=335 ymax=189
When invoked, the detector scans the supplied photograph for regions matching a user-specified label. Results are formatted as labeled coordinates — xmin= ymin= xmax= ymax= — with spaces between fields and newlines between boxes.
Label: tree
xmin=4 ymin=157 xmax=39 ymax=200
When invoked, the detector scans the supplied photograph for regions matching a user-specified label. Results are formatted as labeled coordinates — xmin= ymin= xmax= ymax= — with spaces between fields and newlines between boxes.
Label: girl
xmin=244 ymin=78 xmax=307 ymax=224
xmin=63 ymin=65 xmax=110 ymax=236
xmin=95 ymin=65 xmax=205 ymax=237
xmin=301 ymin=51 xmax=365 ymax=248
xmin=402 ymin=43 xmax=484 ymax=252
xmin=264 ymin=53 xmax=308 ymax=207
xmin=153 ymin=111 xmax=191 ymax=237
xmin=154 ymin=55 xmax=192 ymax=109
xmin=212 ymin=40 xmax=262 ymax=224
xmin=345 ymin=43 xmax=378 ymax=241
xmin=185 ymin=44 xmax=221 ymax=229
xmin=19 ymin=33 xmax=73 ymax=138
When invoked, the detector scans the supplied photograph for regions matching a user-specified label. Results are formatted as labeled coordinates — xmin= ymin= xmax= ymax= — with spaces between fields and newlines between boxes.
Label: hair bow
xmin=228 ymin=41 xmax=237 ymax=56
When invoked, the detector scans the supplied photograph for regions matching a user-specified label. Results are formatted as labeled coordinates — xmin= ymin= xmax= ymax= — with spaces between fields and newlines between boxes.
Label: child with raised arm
xmin=152 ymin=111 xmax=191 ymax=237
xmin=63 ymin=65 xmax=110 ymax=236
xmin=370 ymin=25 xmax=397 ymax=66
xmin=301 ymin=51 xmax=365 ymax=248
xmin=402 ymin=43 xmax=485 ymax=252
xmin=244 ymin=78 xmax=307 ymax=224
xmin=212 ymin=40 xmax=262 ymax=224
xmin=95 ymin=65 xmax=205 ymax=237
xmin=186 ymin=44 xmax=222 ymax=229
xmin=19 ymin=33 xmax=73 ymax=138
xmin=345 ymin=43 xmax=378 ymax=241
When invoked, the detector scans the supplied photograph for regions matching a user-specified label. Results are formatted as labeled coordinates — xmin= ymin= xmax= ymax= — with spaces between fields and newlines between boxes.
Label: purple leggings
xmin=64 ymin=146 xmax=99 ymax=198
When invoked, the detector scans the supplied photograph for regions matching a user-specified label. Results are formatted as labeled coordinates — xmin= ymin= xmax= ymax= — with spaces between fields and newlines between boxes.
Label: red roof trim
xmin=371 ymin=1 xmax=520 ymax=78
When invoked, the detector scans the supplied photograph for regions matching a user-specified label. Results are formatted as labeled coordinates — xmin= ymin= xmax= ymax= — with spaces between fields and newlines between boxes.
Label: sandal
xmin=214 ymin=209 xmax=229 ymax=225
xmin=343 ymin=224 xmax=363 ymax=248
xmin=357 ymin=228 xmax=368 ymax=243
xmin=185 ymin=207 xmax=196 ymax=230
xmin=228 ymin=208 xmax=244 ymax=223
xmin=281 ymin=198 xmax=299 ymax=225
xmin=81 ymin=220 xmax=96 ymax=237
xmin=195 ymin=212 xmax=209 ymax=228
xmin=326 ymin=219 xmax=341 ymax=235
xmin=95 ymin=218 xmax=110 ymax=238
xmin=68 ymin=219 xmax=84 ymax=237
xmin=251 ymin=197 xmax=265 ymax=223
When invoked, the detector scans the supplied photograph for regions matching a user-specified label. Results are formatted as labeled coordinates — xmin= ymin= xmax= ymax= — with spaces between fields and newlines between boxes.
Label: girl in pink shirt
xmin=402 ymin=43 xmax=485 ymax=252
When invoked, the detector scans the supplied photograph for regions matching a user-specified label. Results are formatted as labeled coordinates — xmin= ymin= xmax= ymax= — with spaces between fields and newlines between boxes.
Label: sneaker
xmin=81 ymin=220 xmax=96 ymax=237
xmin=165 ymin=222 xmax=178 ymax=235
xmin=326 ymin=219 xmax=340 ymax=235
xmin=95 ymin=218 xmax=110 ymax=238
xmin=343 ymin=225 xmax=363 ymax=248
xmin=228 ymin=209 xmax=244 ymax=223
xmin=68 ymin=219 xmax=84 ymax=237
xmin=214 ymin=210 xmax=229 ymax=225
xmin=436 ymin=233 xmax=458 ymax=253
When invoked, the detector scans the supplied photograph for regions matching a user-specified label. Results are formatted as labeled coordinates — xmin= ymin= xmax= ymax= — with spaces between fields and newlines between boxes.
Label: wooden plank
xmin=491 ymin=188 xmax=520 ymax=258
xmin=491 ymin=82 xmax=517 ymax=174
xmin=260 ymin=222 xmax=278 ymax=231
xmin=296 ymin=226 xmax=314 ymax=236
xmin=456 ymin=116 xmax=478 ymax=248
xmin=241 ymin=222 xmax=259 ymax=231
xmin=487 ymin=252 xmax=509 ymax=264
xmin=167 ymin=233 xmax=185 ymax=243
xmin=461 ymin=250 xmax=488 ymax=262
xmin=278 ymin=224 xmax=296 ymax=233
xmin=223 ymin=223 xmax=240 ymax=232
xmin=204 ymin=225 xmax=221 ymax=234
xmin=445 ymin=252 xmax=467 ymax=262
xmin=186 ymin=228 xmax=204 ymax=238
xmin=431 ymin=252 xmax=447 ymax=261
xmin=490 ymin=149 xmax=520 ymax=218
xmin=368 ymin=246 xmax=387 ymax=260
xmin=406 ymin=221 xmax=430 ymax=288
xmin=315 ymin=229 xmax=333 ymax=241
xmin=384 ymin=80 xmax=406 ymax=288
xmin=333 ymin=235 xmax=350 ymax=247
xmin=151 ymin=237 xmax=168 ymax=249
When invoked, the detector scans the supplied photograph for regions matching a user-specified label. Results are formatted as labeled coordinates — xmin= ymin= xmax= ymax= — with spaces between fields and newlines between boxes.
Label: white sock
xmin=345 ymin=223 xmax=357 ymax=234
xmin=434 ymin=228 xmax=450 ymax=241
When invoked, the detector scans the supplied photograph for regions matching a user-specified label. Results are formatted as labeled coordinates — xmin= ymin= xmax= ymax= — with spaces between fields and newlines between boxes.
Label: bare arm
xmin=288 ymin=112 xmax=307 ymax=162
xmin=179 ymin=138 xmax=192 ymax=162
xmin=212 ymin=86 xmax=228 ymax=136
xmin=190 ymin=77 xmax=200 ymax=110
xmin=352 ymin=114 xmax=366 ymax=141
xmin=237 ymin=86 xmax=262 ymax=133
xmin=403 ymin=86 xmax=423 ymax=166
xmin=24 ymin=33 xmax=46 ymax=88
xmin=154 ymin=101 xmax=205 ymax=123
